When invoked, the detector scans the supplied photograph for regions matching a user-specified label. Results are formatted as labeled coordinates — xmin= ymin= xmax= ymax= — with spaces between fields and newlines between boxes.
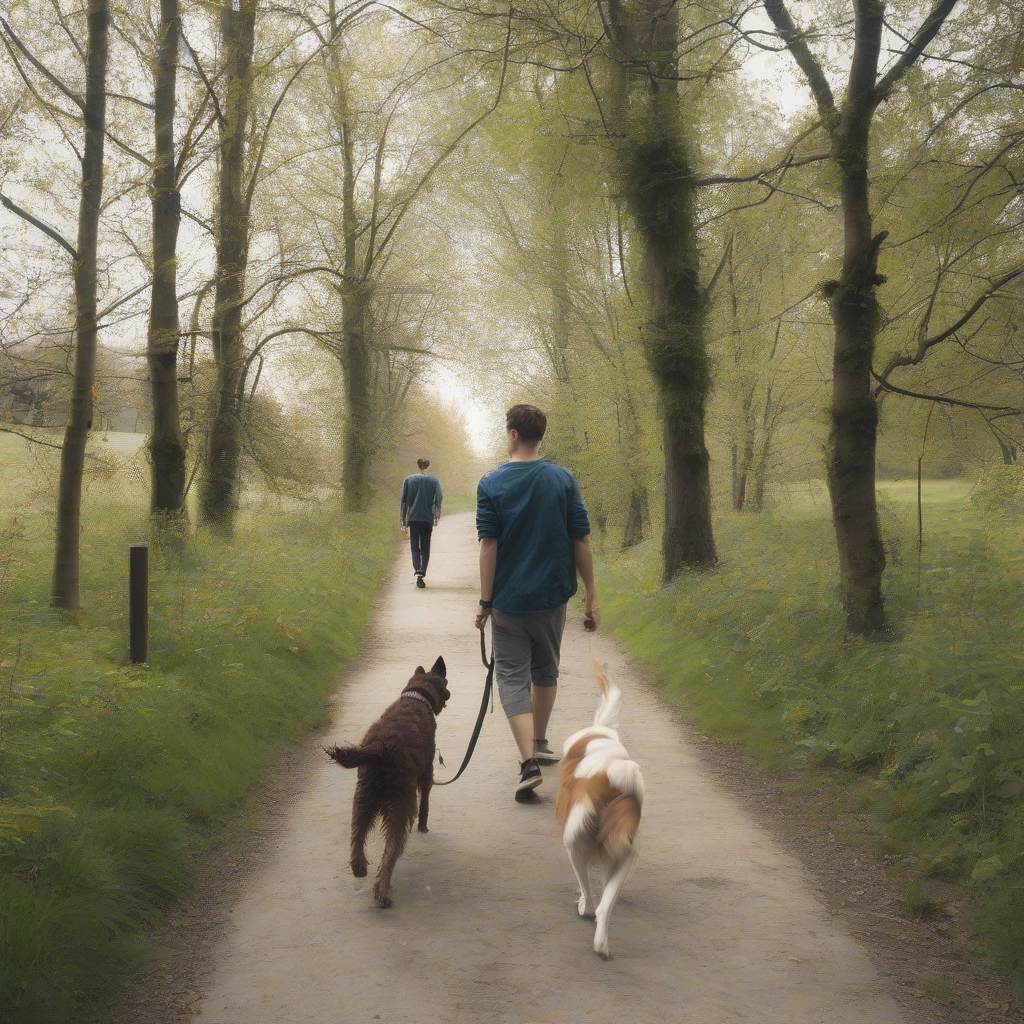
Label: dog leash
xmin=434 ymin=628 xmax=494 ymax=786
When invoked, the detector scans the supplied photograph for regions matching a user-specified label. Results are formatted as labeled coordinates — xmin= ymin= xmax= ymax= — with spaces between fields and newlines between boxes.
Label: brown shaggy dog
xmin=325 ymin=656 xmax=449 ymax=908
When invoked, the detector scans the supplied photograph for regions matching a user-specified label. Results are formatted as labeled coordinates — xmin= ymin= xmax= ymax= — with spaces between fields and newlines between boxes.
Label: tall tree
xmin=147 ymin=0 xmax=186 ymax=517
xmin=198 ymin=0 xmax=257 ymax=534
xmin=762 ymin=0 xmax=960 ymax=634
xmin=599 ymin=0 xmax=717 ymax=578
xmin=1 ymin=2 xmax=113 ymax=607
xmin=312 ymin=7 xmax=511 ymax=510
xmin=49 ymin=0 xmax=110 ymax=609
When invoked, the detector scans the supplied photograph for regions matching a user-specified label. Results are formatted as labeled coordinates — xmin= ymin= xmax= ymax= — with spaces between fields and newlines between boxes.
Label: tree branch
xmin=872 ymin=0 xmax=960 ymax=107
xmin=0 ymin=191 xmax=78 ymax=258
xmin=761 ymin=0 xmax=837 ymax=127
xmin=871 ymin=372 xmax=1022 ymax=413
xmin=703 ymin=235 xmax=733 ymax=302
xmin=876 ymin=264 xmax=1024 ymax=387
xmin=0 ymin=426 xmax=63 ymax=449
xmin=0 ymin=16 xmax=84 ymax=110
xmin=372 ymin=5 xmax=514 ymax=261
xmin=695 ymin=148 xmax=829 ymax=187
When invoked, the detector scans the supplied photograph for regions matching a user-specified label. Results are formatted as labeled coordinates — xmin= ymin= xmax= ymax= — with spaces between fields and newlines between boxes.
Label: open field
xmin=598 ymin=479 xmax=1024 ymax=992
xmin=0 ymin=434 xmax=395 ymax=1022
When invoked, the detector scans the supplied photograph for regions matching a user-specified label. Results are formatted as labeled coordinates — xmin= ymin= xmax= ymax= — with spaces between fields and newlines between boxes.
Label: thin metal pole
xmin=129 ymin=544 xmax=148 ymax=664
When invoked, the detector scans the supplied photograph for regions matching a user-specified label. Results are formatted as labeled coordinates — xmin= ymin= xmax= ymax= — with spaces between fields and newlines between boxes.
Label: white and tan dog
xmin=556 ymin=658 xmax=644 ymax=958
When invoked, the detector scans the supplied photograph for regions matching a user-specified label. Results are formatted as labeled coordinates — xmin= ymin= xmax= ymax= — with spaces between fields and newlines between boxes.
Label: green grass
xmin=0 ymin=435 xmax=395 ymax=1023
xmin=598 ymin=479 xmax=1024 ymax=983
xmin=441 ymin=493 xmax=477 ymax=515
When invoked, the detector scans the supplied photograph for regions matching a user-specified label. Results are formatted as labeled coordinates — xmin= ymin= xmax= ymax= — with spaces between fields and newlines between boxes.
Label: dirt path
xmin=190 ymin=512 xmax=905 ymax=1024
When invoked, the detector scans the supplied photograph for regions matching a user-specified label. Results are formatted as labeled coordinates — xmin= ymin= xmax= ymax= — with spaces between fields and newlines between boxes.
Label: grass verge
xmin=0 ymin=491 xmax=393 ymax=1023
xmin=597 ymin=479 xmax=1023 ymax=990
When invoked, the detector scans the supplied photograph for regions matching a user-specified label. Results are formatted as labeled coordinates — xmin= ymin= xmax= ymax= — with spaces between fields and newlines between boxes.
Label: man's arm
xmin=474 ymin=537 xmax=497 ymax=630
xmin=400 ymin=478 xmax=409 ymax=528
xmin=573 ymin=535 xmax=600 ymax=632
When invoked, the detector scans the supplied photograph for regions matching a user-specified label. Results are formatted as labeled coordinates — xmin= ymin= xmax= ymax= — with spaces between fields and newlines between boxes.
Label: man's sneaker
xmin=533 ymin=739 xmax=560 ymax=765
xmin=416 ymin=575 xmax=426 ymax=589
xmin=515 ymin=758 xmax=543 ymax=800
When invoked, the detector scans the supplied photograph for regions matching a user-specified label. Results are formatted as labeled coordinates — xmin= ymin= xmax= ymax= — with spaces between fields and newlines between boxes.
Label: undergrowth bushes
xmin=0 ymin=504 xmax=392 ymax=1023
xmin=599 ymin=480 xmax=1023 ymax=989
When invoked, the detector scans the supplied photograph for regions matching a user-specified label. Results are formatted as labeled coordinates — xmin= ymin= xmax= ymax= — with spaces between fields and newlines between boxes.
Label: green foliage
xmin=599 ymin=479 xmax=1024 ymax=975
xmin=969 ymin=464 xmax=1024 ymax=515
xmin=0 ymin=491 xmax=392 ymax=1022
xmin=904 ymin=882 xmax=939 ymax=919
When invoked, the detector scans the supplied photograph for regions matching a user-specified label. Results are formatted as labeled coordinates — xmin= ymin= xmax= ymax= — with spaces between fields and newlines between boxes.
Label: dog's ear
xmin=414 ymin=665 xmax=425 ymax=676
xmin=430 ymin=655 xmax=446 ymax=678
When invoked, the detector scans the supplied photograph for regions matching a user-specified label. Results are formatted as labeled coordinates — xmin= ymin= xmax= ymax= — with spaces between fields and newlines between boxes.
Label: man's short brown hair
xmin=506 ymin=404 xmax=547 ymax=444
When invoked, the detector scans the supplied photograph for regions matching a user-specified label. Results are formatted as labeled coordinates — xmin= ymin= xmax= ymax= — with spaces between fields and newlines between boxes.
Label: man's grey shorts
xmin=490 ymin=604 xmax=568 ymax=718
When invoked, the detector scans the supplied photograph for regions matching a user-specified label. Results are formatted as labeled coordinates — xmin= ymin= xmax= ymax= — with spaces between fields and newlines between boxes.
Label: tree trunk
xmin=731 ymin=442 xmax=742 ymax=510
xmin=732 ymin=457 xmax=747 ymax=511
xmin=147 ymin=0 xmax=186 ymax=517
xmin=663 ymin=401 xmax=716 ymax=569
xmin=732 ymin=384 xmax=756 ymax=511
xmin=751 ymin=384 xmax=776 ymax=510
xmin=825 ymin=111 xmax=887 ymax=635
xmin=341 ymin=284 xmax=373 ymax=512
xmin=602 ymin=1 xmax=716 ymax=581
xmin=621 ymin=486 xmax=649 ymax=549
xmin=198 ymin=1 xmax=256 ymax=535
xmin=331 ymin=64 xmax=377 ymax=514
xmin=49 ymin=0 xmax=110 ymax=610
xmin=762 ymin=0 xmax=961 ymax=635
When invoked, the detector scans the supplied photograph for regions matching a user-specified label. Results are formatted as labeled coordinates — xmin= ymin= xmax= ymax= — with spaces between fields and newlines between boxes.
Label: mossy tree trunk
xmin=147 ymin=0 xmax=186 ymax=518
xmin=49 ymin=0 xmax=110 ymax=610
xmin=601 ymin=0 xmax=716 ymax=580
xmin=199 ymin=0 xmax=257 ymax=535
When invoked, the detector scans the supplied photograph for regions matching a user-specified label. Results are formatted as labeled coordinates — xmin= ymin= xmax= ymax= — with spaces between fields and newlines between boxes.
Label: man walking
xmin=474 ymin=404 xmax=599 ymax=801
xmin=401 ymin=457 xmax=442 ymax=588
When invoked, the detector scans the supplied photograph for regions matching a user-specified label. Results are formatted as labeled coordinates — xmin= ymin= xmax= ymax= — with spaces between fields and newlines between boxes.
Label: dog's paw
xmin=577 ymin=896 xmax=594 ymax=918
xmin=417 ymin=823 xmax=429 ymax=833
xmin=351 ymin=860 xmax=368 ymax=878
xmin=372 ymin=882 xmax=392 ymax=909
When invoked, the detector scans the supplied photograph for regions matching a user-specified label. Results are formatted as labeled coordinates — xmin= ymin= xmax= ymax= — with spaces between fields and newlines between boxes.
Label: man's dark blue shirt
xmin=476 ymin=459 xmax=590 ymax=613
xmin=401 ymin=473 xmax=442 ymax=525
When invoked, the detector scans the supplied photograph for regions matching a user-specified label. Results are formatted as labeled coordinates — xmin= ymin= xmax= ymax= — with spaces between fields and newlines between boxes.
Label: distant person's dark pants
xmin=409 ymin=521 xmax=433 ymax=575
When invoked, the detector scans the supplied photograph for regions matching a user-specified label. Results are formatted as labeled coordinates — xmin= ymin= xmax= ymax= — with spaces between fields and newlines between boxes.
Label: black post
xmin=129 ymin=543 xmax=148 ymax=664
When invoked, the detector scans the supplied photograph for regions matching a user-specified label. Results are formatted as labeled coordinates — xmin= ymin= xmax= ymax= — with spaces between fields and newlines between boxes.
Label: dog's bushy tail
xmin=324 ymin=740 xmax=391 ymax=769
xmin=597 ymin=793 xmax=642 ymax=852
xmin=591 ymin=658 xmax=622 ymax=732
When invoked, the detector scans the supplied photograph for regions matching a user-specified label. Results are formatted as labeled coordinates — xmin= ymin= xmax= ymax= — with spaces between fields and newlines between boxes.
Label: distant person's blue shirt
xmin=401 ymin=473 xmax=442 ymax=525
xmin=476 ymin=459 xmax=590 ymax=612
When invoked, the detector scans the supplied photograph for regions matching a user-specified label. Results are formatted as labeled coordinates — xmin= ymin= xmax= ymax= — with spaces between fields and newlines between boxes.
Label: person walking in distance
xmin=401 ymin=458 xmax=442 ymax=588
xmin=474 ymin=404 xmax=599 ymax=801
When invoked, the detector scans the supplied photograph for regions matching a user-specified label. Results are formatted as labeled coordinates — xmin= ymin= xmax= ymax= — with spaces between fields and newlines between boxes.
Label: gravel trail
xmin=192 ymin=512 xmax=904 ymax=1024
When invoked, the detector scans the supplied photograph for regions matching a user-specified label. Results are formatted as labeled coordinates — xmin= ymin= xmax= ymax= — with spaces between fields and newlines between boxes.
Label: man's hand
xmin=477 ymin=538 xmax=497 ymax=631
xmin=573 ymin=535 xmax=599 ymax=633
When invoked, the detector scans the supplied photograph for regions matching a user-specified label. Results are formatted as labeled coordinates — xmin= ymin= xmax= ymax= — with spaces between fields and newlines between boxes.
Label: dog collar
xmin=401 ymin=688 xmax=438 ymax=714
